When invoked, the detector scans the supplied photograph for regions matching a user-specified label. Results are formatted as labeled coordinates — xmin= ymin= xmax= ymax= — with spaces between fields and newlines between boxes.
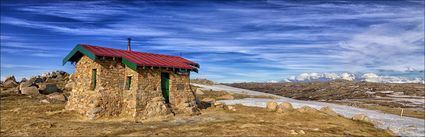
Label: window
xmin=126 ymin=76 xmax=132 ymax=90
xmin=91 ymin=69 xmax=97 ymax=90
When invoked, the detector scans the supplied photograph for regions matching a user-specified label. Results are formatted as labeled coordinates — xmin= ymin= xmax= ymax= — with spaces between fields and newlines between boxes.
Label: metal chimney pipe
xmin=127 ymin=38 xmax=132 ymax=51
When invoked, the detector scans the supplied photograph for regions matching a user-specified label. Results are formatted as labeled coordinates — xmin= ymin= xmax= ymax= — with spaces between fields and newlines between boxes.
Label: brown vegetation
xmin=227 ymin=80 xmax=425 ymax=119
xmin=190 ymin=78 xmax=215 ymax=85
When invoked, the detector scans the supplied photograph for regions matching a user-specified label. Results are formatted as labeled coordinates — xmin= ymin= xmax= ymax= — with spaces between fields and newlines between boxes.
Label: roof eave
xmin=62 ymin=44 xmax=97 ymax=65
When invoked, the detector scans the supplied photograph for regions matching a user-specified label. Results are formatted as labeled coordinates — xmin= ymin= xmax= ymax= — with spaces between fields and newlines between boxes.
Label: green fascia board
xmin=122 ymin=58 xmax=138 ymax=71
xmin=62 ymin=44 xmax=97 ymax=65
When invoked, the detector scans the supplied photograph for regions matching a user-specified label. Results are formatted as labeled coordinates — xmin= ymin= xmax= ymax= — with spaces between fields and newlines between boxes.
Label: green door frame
xmin=161 ymin=73 xmax=170 ymax=103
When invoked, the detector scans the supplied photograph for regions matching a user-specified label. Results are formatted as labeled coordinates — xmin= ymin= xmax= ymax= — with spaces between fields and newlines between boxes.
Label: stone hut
xmin=63 ymin=42 xmax=200 ymax=120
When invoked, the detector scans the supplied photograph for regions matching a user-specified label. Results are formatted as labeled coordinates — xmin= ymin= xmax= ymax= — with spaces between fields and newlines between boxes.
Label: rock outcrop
xmin=2 ymin=76 xmax=18 ymax=89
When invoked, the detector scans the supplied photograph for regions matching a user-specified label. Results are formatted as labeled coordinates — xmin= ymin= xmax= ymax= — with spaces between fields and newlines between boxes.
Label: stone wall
xmin=66 ymin=55 xmax=198 ymax=120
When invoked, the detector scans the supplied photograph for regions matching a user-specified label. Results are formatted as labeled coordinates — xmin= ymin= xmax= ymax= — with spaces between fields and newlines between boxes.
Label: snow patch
xmin=286 ymin=72 xmax=424 ymax=84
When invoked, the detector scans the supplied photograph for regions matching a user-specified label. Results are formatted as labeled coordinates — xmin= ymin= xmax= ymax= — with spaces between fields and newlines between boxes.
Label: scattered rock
xmin=320 ymin=106 xmax=339 ymax=116
xmin=195 ymin=88 xmax=204 ymax=95
xmin=217 ymin=94 xmax=234 ymax=100
xmin=352 ymin=114 xmax=373 ymax=124
xmin=10 ymin=108 xmax=22 ymax=112
xmin=266 ymin=101 xmax=278 ymax=111
xmin=20 ymin=86 xmax=40 ymax=95
xmin=276 ymin=102 xmax=293 ymax=113
xmin=46 ymin=92 xmax=67 ymax=101
xmin=297 ymin=106 xmax=318 ymax=113
xmin=40 ymin=99 xmax=50 ymax=104
xmin=213 ymin=102 xmax=225 ymax=108
xmin=227 ymin=105 xmax=236 ymax=111
xmin=311 ymin=128 xmax=320 ymax=131
xmin=289 ymin=130 xmax=298 ymax=135
xmin=298 ymin=130 xmax=305 ymax=134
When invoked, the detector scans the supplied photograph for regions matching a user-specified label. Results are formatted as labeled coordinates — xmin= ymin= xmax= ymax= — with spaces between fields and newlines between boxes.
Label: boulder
xmin=320 ymin=106 xmax=339 ymax=116
xmin=276 ymin=102 xmax=293 ymax=113
xmin=289 ymin=130 xmax=298 ymax=135
xmin=297 ymin=106 xmax=318 ymax=113
xmin=227 ymin=105 xmax=236 ymax=111
xmin=195 ymin=88 xmax=204 ymax=95
xmin=198 ymin=98 xmax=216 ymax=109
xmin=38 ymin=83 xmax=59 ymax=94
xmin=2 ymin=76 xmax=18 ymax=88
xmin=213 ymin=102 xmax=225 ymax=108
xmin=352 ymin=114 xmax=373 ymax=124
xmin=32 ymin=77 xmax=44 ymax=83
xmin=266 ymin=101 xmax=278 ymax=111
xmin=40 ymin=99 xmax=50 ymax=104
xmin=19 ymin=77 xmax=44 ymax=90
xmin=19 ymin=81 xmax=34 ymax=91
xmin=20 ymin=86 xmax=40 ymax=95
xmin=46 ymin=92 xmax=67 ymax=101
xmin=20 ymin=78 xmax=28 ymax=83
xmin=217 ymin=94 xmax=234 ymax=100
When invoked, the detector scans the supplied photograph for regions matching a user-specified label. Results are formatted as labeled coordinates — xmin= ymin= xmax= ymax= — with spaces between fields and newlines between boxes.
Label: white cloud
xmin=1 ymin=64 xmax=44 ymax=69
xmin=335 ymin=21 xmax=425 ymax=71
xmin=17 ymin=1 xmax=130 ymax=21
xmin=1 ymin=17 xmax=171 ymax=37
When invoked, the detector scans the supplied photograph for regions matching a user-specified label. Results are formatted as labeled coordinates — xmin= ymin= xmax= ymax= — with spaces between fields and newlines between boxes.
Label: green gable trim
xmin=62 ymin=44 xmax=97 ymax=65
xmin=122 ymin=58 xmax=138 ymax=70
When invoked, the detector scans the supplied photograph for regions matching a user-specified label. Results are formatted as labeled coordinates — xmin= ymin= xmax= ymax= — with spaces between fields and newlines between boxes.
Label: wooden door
xmin=161 ymin=73 xmax=170 ymax=103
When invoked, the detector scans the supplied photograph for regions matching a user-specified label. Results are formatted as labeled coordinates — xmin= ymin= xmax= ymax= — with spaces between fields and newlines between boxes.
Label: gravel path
xmin=192 ymin=84 xmax=425 ymax=136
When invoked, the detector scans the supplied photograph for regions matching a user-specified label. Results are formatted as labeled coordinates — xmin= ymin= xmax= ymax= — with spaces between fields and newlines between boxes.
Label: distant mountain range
xmin=284 ymin=72 xmax=425 ymax=84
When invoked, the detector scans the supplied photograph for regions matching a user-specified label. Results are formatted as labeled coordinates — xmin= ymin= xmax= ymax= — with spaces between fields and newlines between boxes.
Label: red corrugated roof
xmin=79 ymin=44 xmax=198 ymax=70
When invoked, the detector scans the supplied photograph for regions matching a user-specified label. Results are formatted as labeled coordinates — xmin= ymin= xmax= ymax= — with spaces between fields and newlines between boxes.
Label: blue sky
xmin=1 ymin=0 xmax=424 ymax=83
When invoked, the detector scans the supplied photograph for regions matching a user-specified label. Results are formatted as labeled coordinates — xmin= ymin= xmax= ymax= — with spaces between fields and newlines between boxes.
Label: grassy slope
xmin=0 ymin=93 xmax=393 ymax=136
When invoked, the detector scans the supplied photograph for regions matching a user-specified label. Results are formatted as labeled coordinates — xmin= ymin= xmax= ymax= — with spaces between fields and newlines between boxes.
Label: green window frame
xmin=126 ymin=76 xmax=132 ymax=90
xmin=91 ymin=69 xmax=97 ymax=90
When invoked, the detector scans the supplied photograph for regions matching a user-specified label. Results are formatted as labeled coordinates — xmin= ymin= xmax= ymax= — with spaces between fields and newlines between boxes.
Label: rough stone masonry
xmin=65 ymin=45 xmax=199 ymax=121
